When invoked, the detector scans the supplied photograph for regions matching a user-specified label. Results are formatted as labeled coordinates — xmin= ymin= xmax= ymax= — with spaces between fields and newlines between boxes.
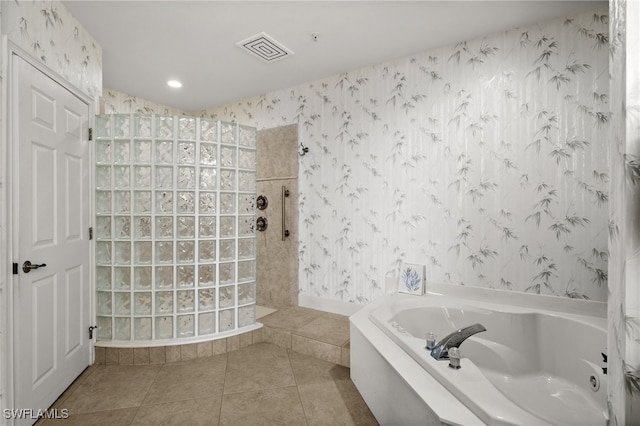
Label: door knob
xmin=22 ymin=261 xmax=47 ymax=273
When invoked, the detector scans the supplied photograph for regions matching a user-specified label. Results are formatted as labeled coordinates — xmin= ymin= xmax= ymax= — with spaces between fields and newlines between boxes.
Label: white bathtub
xmin=350 ymin=284 xmax=608 ymax=426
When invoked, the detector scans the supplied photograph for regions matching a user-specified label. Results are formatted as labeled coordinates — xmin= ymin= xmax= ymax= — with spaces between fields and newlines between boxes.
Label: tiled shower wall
xmin=94 ymin=114 xmax=258 ymax=341
xmin=201 ymin=7 xmax=610 ymax=304
xmin=256 ymin=125 xmax=299 ymax=309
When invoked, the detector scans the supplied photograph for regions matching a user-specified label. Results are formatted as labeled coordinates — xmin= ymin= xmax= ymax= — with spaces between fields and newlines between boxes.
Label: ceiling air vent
xmin=236 ymin=32 xmax=294 ymax=63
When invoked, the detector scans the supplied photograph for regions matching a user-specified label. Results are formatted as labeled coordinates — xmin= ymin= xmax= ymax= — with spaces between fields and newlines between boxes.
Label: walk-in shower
xmin=94 ymin=114 xmax=257 ymax=343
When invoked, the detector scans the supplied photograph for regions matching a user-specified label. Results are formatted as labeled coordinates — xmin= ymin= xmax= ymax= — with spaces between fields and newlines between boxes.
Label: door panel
xmin=32 ymin=144 xmax=56 ymax=246
xmin=65 ymin=155 xmax=83 ymax=241
xmin=13 ymin=54 xmax=91 ymax=423
xmin=65 ymin=266 xmax=84 ymax=355
xmin=32 ymin=274 xmax=56 ymax=386
xmin=31 ymin=88 xmax=56 ymax=130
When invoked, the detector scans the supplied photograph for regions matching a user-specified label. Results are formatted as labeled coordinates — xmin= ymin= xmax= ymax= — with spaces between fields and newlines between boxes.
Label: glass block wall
xmin=94 ymin=114 xmax=257 ymax=341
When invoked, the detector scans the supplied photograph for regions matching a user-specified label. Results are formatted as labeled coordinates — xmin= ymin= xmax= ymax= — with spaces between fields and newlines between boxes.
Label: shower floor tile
xmin=38 ymin=342 xmax=377 ymax=426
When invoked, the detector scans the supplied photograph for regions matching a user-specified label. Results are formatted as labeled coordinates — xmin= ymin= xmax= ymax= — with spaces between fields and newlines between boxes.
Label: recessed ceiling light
xmin=167 ymin=80 xmax=182 ymax=88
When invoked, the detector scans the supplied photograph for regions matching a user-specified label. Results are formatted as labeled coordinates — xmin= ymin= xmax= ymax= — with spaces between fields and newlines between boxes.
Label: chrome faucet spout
xmin=430 ymin=323 xmax=486 ymax=360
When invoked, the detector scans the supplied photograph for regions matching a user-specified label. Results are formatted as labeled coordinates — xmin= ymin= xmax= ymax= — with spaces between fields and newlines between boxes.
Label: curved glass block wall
xmin=94 ymin=114 xmax=257 ymax=342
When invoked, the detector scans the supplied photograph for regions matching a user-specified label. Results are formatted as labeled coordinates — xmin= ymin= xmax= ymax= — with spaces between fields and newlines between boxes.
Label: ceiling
xmin=62 ymin=1 xmax=605 ymax=113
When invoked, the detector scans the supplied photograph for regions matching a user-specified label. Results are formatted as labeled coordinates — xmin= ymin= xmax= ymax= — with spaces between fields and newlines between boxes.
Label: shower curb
xmin=94 ymin=327 xmax=264 ymax=365
xmin=262 ymin=324 xmax=350 ymax=368
xmin=93 ymin=324 xmax=350 ymax=368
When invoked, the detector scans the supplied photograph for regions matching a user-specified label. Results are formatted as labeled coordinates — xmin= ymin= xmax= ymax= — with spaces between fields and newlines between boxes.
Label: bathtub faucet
xmin=430 ymin=323 xmax=487 ymax=360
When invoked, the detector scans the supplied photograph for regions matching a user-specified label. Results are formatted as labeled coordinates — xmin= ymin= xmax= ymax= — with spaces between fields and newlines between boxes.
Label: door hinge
xmin=89 ymin=227 xmax=93 ymax=240
xmin=88 ymin=127 xmax=93 ymax=141
xmin=88 ymin=325 xmax=97 ymax=339
xmin=12 ymin=262 xmax=18 ymax=275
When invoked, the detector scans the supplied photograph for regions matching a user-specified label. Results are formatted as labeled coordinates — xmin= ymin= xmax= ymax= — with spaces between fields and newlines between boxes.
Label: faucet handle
xmin=448 ymin=347 xmax=462 ymax=369
xmin=425 ymin=332 xmax=437 ymax=350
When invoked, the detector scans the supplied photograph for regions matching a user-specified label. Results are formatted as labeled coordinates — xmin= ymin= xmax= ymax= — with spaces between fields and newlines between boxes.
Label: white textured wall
xmin=201 ymin=7 xmax=610 ymax=304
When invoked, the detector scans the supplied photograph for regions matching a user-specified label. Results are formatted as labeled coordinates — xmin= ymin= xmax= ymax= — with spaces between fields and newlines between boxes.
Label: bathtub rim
xmin=350 ymin=294 xmax=484 ymax=426
xmin=422 ymin=282 xmax=606 ymax=320
xmin=350 ymin=283 xmax=607 ymax=426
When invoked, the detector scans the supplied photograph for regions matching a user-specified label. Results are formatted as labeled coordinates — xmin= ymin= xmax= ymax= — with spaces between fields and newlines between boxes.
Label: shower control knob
xmin=256 ymin=217 xmax=268 ymax=231
xmin=256 ymin=195 xmax=268 ymax=210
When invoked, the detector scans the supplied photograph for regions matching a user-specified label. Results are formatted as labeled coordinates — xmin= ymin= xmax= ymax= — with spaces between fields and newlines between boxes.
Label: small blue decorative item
xmin=398 ymin=263 xmax=425 ymax=295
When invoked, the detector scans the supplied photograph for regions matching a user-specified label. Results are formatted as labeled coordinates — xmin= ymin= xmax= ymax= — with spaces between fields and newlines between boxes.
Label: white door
xmin=12 ymin=54 xmax=91 ymax=422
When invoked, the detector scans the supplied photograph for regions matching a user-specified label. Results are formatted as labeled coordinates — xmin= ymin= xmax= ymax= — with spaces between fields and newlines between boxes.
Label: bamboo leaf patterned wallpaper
xmin=101 ymin=88 xmax=192 ymax=117
xmin=201 ymin=7 xmax=610 ymax=304
xmin=1 ymin=0 xmax=103 ymax=100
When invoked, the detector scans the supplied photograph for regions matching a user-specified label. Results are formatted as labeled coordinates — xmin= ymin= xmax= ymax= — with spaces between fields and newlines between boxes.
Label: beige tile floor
xmin=39 ymin=342 xmax=378 ymax=426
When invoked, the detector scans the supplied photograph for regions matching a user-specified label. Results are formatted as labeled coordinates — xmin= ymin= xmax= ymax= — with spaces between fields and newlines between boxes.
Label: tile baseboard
xmin=94 ymin=328 xmax=264 ymax=365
